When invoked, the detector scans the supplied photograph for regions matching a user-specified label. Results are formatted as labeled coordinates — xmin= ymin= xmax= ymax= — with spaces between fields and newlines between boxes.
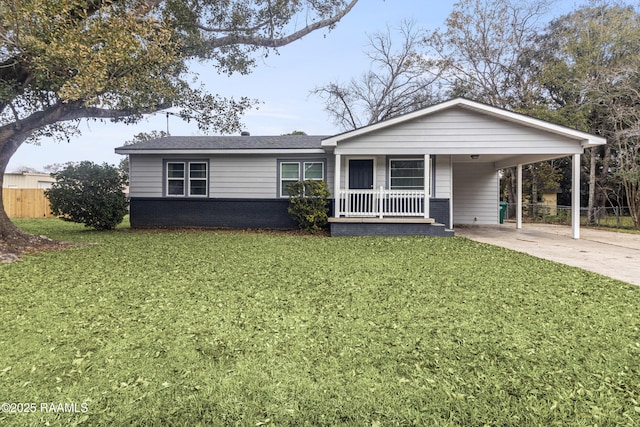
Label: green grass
xmin=1 ymin=219 xmax=640 ymax=426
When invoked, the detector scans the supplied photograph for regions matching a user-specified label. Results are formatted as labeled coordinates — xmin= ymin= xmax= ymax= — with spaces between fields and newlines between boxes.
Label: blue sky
xmin=8 ymin=0 xmax=583 ymax=172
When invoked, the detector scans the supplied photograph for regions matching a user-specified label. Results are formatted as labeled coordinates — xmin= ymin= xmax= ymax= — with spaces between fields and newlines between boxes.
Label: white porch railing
xmin=337 ymin=187 xmax=428 ymax=218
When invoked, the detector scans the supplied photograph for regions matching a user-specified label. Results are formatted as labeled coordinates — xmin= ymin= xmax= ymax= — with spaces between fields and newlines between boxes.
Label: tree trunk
xmin=531 ymin=165 xmax=538 ymax=218
xmin=0 ymin=136 xmax=33 ymax=244
xmin=0 ymin=128 xmax=61 ymax=253
xmin=507 ymin=167 xmax=517 ymax=218
xmin=587 ymin=147 xmax=596 ymax=225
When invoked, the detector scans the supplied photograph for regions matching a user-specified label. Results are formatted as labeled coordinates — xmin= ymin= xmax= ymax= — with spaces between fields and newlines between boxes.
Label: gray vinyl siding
xmin=434 ymin=155 xmax=451 ymax=198
xmin=129 ymin=155 xmax=164 ymax=197
xmin=334 ymin=108 xmax=581 ymax=156
xmin=128 ymin=153 xmax=333 ymax=199
xmin=452 ymin=162 xmax=499 ymax=225
xmin=211 ymin=156 xmax=276 ymax=198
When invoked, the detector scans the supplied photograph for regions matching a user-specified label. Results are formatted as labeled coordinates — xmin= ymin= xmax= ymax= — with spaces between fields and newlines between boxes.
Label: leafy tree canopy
xmin=0 ymin=0 xmax=358 ymax=246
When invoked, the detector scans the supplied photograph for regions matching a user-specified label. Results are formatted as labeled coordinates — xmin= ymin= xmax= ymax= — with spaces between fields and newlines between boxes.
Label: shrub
xmin=286 ymin=180 xmax=331 ymax=233
xmin=44 ymin=161 xmax=128 ymax=230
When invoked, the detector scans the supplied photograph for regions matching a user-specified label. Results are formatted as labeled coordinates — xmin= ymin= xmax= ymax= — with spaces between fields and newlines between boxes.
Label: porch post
xmin=424 ymin=154 xmax=430 ymax=218
xmin=334 ymin=154 xmax=341 ymax=218
xmin=517 ymin=163 xmax=523 ymax=229
xmin=572 ymin=153 xmax=581 ymax=239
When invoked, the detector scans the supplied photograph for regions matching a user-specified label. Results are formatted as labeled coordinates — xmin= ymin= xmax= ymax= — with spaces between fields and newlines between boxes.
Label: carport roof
xmin=321 ymin=98 xmax=607 ymax=150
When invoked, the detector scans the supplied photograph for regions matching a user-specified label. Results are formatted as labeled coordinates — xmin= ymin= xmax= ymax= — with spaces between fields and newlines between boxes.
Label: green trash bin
xmin=499 ymin=201 xmax=508 ymax=224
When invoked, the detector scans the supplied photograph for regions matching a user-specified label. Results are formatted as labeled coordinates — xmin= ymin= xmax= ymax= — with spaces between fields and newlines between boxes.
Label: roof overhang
xmin=114 ymin=148 xmax=326 ymax=155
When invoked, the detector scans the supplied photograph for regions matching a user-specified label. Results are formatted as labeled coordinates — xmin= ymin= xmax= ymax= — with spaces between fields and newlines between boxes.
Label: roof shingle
xmin=115 ymin=135 xmax=327 ymax=151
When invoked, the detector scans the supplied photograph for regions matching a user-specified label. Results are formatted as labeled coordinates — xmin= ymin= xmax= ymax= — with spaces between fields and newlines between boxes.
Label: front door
xmin=348 ymin=159 xmax=374 ymax=189
xmin=348 ymin=159 xmax=375 ymax=215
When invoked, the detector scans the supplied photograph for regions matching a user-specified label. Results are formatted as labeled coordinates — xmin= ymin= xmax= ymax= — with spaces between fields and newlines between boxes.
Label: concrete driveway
xmin=455 ymin=223 xmax=640 ymax=287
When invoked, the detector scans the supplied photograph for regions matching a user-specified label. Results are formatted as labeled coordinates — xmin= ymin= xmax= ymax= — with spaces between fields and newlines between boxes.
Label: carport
xmin=443 ymin=101 xmax=607 ymax=239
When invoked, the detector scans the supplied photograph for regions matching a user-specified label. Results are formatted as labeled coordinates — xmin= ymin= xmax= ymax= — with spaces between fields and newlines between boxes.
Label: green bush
xmin=44 ymin=161 xmax=128 ymax=230
xmin=286 ymin=180 xmax=331 ymax=233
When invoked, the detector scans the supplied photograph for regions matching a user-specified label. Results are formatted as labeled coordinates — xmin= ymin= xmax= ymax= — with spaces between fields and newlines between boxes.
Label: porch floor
xmin=329 ymin=217 xmax=435 ymax=224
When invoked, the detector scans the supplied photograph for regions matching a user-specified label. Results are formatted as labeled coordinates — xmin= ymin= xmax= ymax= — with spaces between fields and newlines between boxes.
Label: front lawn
xmin=1 ymin=219 xmax=639 ymax=426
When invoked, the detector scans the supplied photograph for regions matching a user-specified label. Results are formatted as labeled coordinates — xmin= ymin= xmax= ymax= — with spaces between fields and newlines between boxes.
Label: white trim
xmin=322 ymin=98 xmax=606 ymax=149
xmin=279 ymin=161 xmax=302 ymax=198
xmin=424 ymin=154 xmax=430 ymax=219
xmin=303 ymin=161 xmax=325 ymax=181
xmin=334 ymin=154 xmax=341 ymax=217
xmin=187 ymin=161 xmax=209 ymax=197
xmin=166 ymin=161 xmax=186 ymax=197
xmin=165 ymin=160 xmax=209 ymax=198
xmin=517 ymin=164 xmax=523 ymax=229
xmin=449 ymin=155 xmax=454 ymax=229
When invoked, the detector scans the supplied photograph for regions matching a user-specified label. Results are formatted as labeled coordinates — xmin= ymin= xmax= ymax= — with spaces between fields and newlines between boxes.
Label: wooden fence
xmin=2 ymin=188 xmax=55 ymax=218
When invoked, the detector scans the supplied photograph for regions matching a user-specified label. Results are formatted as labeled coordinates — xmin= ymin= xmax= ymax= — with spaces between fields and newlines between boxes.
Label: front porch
xmin=336 ymin=187 xmax=429 ymax=218
xmin=330 ymin=187 xmax=453 ymax=236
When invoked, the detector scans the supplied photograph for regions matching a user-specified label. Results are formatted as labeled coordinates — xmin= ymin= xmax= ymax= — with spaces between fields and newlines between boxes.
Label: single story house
xmin=115 ymin=98 xmax=606 ymax=238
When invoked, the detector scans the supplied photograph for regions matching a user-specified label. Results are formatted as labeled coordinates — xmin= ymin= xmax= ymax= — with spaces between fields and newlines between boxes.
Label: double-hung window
xmin=166 ymin=161 xmax=208 ymax=197
xmin=279 ymin=160 xmax=325 ymax=197
xmin=390 ymin=159 xmax=424 ymax=190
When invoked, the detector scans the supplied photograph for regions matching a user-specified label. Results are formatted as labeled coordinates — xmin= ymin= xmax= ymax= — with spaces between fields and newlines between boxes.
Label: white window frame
xmin=278 ymin=159 xmax=326 ymax=198
xmin=166 ymin=162 xmax=186 ymax=196
xmin=389 ymin=158 xmax=425 ymax=190
xmin=280 ymin=162 xmax=301 ymax=198
xmin=303 ymin=162 xmax=324 ymax=181
xmin=165 ymin=160 xmax=209 ymax=197
xmin=188 ymin=162 xmax=208 ymax=197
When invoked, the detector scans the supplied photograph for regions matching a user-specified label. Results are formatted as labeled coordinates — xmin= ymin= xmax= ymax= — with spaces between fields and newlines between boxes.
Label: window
xmin=166 ymin=161 xmax=208 ymax=197
xmin=390 ymin=159 xmax=424 ymax=190
xmin=280 ymin=162 xmax=300 ymax=197
xmin=304 ymin=162 xmax=324 ymax=180
xmin=167 ymin=162 xmax=185 ymax=196
xmin=278 ymin=160 xmax=325 ymax=197
xmin=189 ymin=163 xmax=208 ymax=196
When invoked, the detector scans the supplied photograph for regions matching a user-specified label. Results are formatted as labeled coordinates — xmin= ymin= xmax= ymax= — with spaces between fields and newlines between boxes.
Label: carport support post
xmin=572 ymin=153 xmax=581 ymax=239
xmin=516 ymin=164 xmax=523 ymax=229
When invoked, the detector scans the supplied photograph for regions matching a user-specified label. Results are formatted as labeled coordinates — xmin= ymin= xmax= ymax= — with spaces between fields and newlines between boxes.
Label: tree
xmin=533 ymin=2 xmax=640 ymax=227
xmin=0 ymin=0 xmax=358 ymax=250
xmin=45 ymin=161 xmax=129 ymax=230
xmin=428 ymin=0 xmax=552 ymax=110
xmin=313 ymin=20 xmax=441 ymax=130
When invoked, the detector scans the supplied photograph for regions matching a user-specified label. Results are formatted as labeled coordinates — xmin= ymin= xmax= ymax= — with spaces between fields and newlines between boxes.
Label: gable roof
xmin=321 ymin=98 xmax=607 ymax=149
xmin=115 ymin=135 xmax=328 ymax=155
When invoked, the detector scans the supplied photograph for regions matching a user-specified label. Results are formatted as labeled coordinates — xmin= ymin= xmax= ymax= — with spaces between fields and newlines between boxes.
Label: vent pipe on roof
xmin=240 ymin=131 xmax=250 ymax=136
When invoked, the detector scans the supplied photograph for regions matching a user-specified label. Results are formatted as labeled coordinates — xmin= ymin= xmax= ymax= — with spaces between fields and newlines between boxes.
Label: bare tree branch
xmin=208 ymin=0 xmax=359 ymax=49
